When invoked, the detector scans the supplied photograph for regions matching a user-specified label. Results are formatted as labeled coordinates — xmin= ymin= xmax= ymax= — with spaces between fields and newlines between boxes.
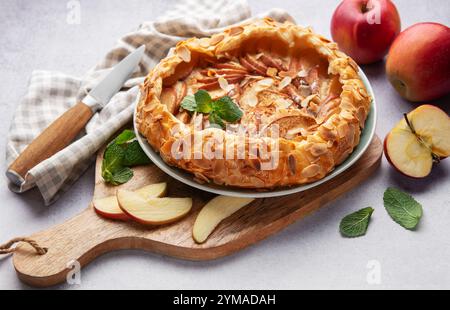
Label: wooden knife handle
xmin=7 ymin=102 xmax=94 ymax=183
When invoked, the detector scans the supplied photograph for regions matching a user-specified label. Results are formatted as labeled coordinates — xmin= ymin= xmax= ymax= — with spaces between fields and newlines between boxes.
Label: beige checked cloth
xmin=5 ymin=0 xmax=294 ymax=205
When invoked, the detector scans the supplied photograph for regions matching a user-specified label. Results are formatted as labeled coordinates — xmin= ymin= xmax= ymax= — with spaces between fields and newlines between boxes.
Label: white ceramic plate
xmin=134 ymin=68 xmax=377 ymax=198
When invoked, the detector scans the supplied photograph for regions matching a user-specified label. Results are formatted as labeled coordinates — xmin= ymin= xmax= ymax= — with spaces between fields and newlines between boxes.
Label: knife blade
xmin=6 ymin=45 xmax=146 ymax=186
xmin=85 ymin=45 xmax=145 ymax=109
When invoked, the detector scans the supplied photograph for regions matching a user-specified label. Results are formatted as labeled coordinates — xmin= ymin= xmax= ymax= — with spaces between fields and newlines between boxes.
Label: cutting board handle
xmin=7 ymin=102 xmax=93 ymax=184
xmin=12 ymin=207 xmax=115 ymax=287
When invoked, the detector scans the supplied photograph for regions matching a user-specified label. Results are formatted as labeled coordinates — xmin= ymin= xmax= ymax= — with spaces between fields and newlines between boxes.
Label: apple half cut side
xmin=384 ymin=105 xmax=450 ymax=178
xmin=193 ymin=196 xmax=255 ymax=244
xmin=117 ymin=189 xmax=192 ymax=225
xmin=93 ymin=182 xmax=167 ymax=221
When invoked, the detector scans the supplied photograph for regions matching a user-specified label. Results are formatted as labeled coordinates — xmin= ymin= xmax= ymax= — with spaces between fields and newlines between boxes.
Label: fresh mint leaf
xmin=181 ymin=90 xmax=243 ymax=127
xmin=102 ymin=143 xmax=125 ymax=179
xmin=195 ymin=90 xmax=213 ymax=113
xmin=209 ymin=112 xmax=225 ymax=129
xmin=115 ymin=129 xmax=136 ymax=145
xmin=212 ymin=96 xmax=243 ymax=122
xmin=340 ymin=207 xmax=374 ymax=238
xmin=383 ymin=187 xmax=422 ymax=230
xmin=101 ymin=129 xmax=151 ymax=185
xmin=123 ymin=140 xmax=151 ymax=166
xmin=110 ymin=167 xmax=134 ymax=185
xmin=181 ymin=94 xmax=197 ymax=112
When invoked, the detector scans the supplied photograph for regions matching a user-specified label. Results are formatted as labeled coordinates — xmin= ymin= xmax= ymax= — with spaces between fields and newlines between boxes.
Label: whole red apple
xmin=386 ymin=22 xmax=450 ymax=102
xmin=331 ymin=0 xmax=401 ymax=64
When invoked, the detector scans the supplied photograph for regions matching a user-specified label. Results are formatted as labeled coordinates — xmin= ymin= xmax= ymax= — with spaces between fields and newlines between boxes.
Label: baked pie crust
xmin=136 ymin=18 xmax=371 ymax=189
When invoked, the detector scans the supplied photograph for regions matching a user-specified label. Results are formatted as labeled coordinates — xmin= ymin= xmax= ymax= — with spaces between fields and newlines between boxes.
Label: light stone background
xmin=0 ymin=0 xmax=449 ymax=290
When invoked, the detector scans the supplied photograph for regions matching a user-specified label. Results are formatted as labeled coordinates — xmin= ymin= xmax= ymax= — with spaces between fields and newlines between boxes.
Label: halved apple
xmin=193 ymin=196 xmax=255 ymax=244
xmin=93 ymin=183 xmax=167 ymax=220
xmin=117 ymin=189 xmax=192 ymax=225
xmin=384 ymin=105 xmax=450 ymax=178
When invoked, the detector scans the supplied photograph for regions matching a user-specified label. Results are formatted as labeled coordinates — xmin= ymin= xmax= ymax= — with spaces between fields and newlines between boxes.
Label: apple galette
xmin=136 ymin=18 xmax=371 ymax=188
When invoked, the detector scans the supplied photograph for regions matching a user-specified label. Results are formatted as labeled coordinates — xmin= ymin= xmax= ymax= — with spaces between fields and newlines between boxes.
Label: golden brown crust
xmin=136 ymin=18 xmax=371 ymax=189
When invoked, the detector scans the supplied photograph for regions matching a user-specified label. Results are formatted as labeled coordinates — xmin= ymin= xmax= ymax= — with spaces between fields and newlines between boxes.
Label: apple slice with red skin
xmin=93 ymin=196 xmax=130 ymax=221
xmin=117 ymin=189 xmax=192 ymax=225
xmin=93 ymin=183 xmax=167 ymax=221
xmin=384 ymin=105 xmax=450 ymax=178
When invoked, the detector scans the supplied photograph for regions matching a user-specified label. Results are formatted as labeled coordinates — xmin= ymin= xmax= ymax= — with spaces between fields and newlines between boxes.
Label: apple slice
xmin=135 ymin=183 xmax=168 ymax=199
xmin=93 ymin=196 xmax=130 ymax=220
xmin=160 ymin=87 xmax=177 ymax=114
xmin=93 ymin=183 xmax=167 ymax=220
xmin=384 ymin=105 xmax=450 ymax=178
xmin=193 ymin=196 xmax=255 ymax=244
xmin=117 ymin=189 xmax=192 ymax=225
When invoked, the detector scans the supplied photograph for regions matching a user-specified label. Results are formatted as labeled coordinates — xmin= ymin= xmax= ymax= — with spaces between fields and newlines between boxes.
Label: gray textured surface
xmin=0 ymin=0 xmax=449 ymax=290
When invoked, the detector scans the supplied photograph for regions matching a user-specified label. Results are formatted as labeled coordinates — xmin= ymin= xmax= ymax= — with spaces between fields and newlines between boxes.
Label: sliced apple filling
xmin=159 ymin=51 xmax=343 ymax=142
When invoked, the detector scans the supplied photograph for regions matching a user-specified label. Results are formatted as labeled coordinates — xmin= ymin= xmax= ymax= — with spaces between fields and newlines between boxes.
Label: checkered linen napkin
xmin=5 ymin=0 xmax=294 ymax=205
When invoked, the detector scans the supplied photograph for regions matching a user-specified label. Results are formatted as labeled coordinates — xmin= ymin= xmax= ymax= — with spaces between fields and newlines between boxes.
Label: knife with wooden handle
xmin=6 ymin=45 xmax=145 ymax=186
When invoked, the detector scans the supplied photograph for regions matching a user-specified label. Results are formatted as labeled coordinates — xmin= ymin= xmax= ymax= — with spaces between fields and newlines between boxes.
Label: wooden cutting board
xmin=12 ymin=136 xmax=382 ymax=287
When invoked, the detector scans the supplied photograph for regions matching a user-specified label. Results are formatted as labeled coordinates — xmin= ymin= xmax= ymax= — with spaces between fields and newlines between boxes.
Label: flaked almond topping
xmin=300 ymin=94 xmax=318 ymax=108
xmin=297 ymin=69 xmax=308 ymax=78
xmin=301 ymin=164 xmax=320 ymax=178
xmin=229 ymin=26 xmax=244 ymax=36
xmin=210 ymin=34 xmax=225 ymax=46
xmin=299 ymin=128 xmax=308 ymax=136
xmin=358 ymin=86 xmax=369 ymax=98
xmin=199 ymin=38 xmax=210 ymax=48
xmin=255 ymin=52 xmax=264 ymax=59
xmin=279 ymin=98 xmax=292 ymax=109
xmin=337 ymin=123 xmax=349 ymax=138
xmin=246 ymin=94 xmax=258 ymax=107
xmin=356 ymin=106 xmax=367 ymax=128
xmin=310 ymin=143 xmax=328 ymax=157
xmin=257 ymin=78 xmax=274 ymax=87
xmin=322 ymin=121 xmax=335 ymax=130
xmin=319 ymin=126 xmax=338 ymax=141
xmin=266 ymin=67 xmax=278 ymax=77
xmin=340 ymin=109 xmax=354 ymax=120
xmin=218 ymin=76 xmax=234 ymax=92
xmin=194 ymin=172 xmax=210 ymax=184
xmin=288 ymin=154 xmax=296 ymax=175
xmin=348 ymin=57 xmax=359 ymax=72
xmin=278 ymin=76 xmax=292 ymax=90
xmin=177 ymin=45 xmax=191 ymax=62
xmin=286 ymin=127 xmax=303 ymax=139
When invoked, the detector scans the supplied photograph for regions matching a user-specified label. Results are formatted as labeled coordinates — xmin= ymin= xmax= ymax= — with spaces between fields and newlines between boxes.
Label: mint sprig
xmin=212 ymin=96 xmax=243 ymax=122
xmin=383 ymin=187 xmax=423 ymax=230
xmin=195 ymin=90 xmax=213 ymax=113
xmin=181 ymin=90 xmax=243 ymax=128
xmin=101 ymin=129 xmax=151 ymax=185
xmin=340 ymin=207 xmax=374 ymax=238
